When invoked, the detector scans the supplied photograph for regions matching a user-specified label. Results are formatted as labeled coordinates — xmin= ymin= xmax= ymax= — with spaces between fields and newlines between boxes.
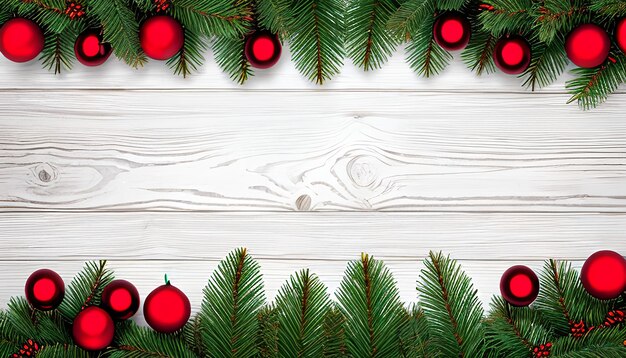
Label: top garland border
xmin=1 ymin=0 xmax=626 ymax=109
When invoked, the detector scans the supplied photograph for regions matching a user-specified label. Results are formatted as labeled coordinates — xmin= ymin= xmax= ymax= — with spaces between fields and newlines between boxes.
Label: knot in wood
xmin=347 ymin=155 xmax=378 ymax=187
xmin=295 ymin=194 xmax=312 ymax=211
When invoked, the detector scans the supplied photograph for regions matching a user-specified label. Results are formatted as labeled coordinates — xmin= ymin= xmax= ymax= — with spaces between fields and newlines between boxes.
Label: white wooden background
xmin=1 ymin=46 xmax=625 ymax=323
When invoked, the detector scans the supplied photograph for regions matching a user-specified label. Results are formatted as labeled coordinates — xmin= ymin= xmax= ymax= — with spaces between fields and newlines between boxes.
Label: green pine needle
xmin=479 ymin=0 xmax=534 ymax=36
xmin=322 ymin=306 xmax=348 ymax=357
xmin=532 ymin=0 xmax=589 ymax=44
xmin=534 ymin=259 xmax=614 ymax=335
xmin=108 ymin=321 xmax=196 ymax=358
xmin=40 ymin=26 xmax=78 ymax=74
xmin=289 ymin=0 xmax=346 ymax=84
xmin=257 ymin=0 xmax=294 ymax=35
xmin=386 ymin=0 xmax=434 ymax=40
xmin=213 ymin=35 xmax=254 ymax=85
xmin=86 ymin=0 xmax=147 ymax=67
xmin=398 ymin=305 xmax=432 ymax=358
xmin=198 ymin=248 xmax=266 ymax=358
xmin=566 ymin=55 xmax=626 ymax=110
xmin=549 ymin=327 xmax=626 ymax=357
xmin=418 ymin=251 xmax=485 ymax=357
xmin=521 ymin=35 xmax=568 ymax=90
xmin=345 ymin=0 xmax=401 ymax=71
xmin=461 ymin=28 xmax=497 ymax=76
xmin=275 ymin=269 xmax=331 ymax=357
xmin=590 ymin=0 xmax=626 ymax=16
xmin=169 ymin=0 xmax=253 ymax=38
xmin=58 ymin=260 xmax=114 ymax=322
xmin=405 ymin=14 xmax=453 ymax=78
xmin=167 ymin=28 xmax=208 ymax=77
xmin=37 ymin=344 xmax=90 ymax=358
xmin=336 ymin=253 xmax=404 ymax=357
xmin=256 ymin=305 xmax=279 ymax=358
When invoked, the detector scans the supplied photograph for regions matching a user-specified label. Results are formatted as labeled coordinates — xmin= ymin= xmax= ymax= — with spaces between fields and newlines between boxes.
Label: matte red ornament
xmin=140 ymin=15 xmax=184 ymax=60
xmin=25 ymin=269 xmax=65 ymax=311
xmin=493 ymin=35 xmax=531 ymax=75
xmin=244 ymin=31 xmax=282 ymax=69
xmin=72 ymin=306 xmax=115 ymax=351
xmin=580 ymin=250 xmax=626 ymax=300
xmin=500 ymin=265 xmax=539 ymax=307
xmin=566 ymin=24 xmax=610 ymax=68
xmin=616 ymin=18 xmax=626 ymax=55
xmin=74 ymin=30 xmax=112 ymax=67
xmin=144 ymin=279 xmax=190 ymax=333
xmin=0 ymin=18 xmax=45 ymax=63
xmin=433 ymin=12 xmax=471 ymax=51
xmin=101 ymin=279 xmax=140 ymax=320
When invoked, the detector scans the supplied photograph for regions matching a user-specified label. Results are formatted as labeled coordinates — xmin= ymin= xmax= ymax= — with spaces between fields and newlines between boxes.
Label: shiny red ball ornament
xmin=140 ymin=15 xmax=184 ymax=60
xmin=101 ymin=280 xmax=140 ymax=320
xmin=144 ymin=280 xmax=191 ymax=333
xmin=493 ymin=36 xmax=532 ymax=75
xmin=500 ymin=265 xmax=540 ymax=307
xmin=0 ymin=18 xmax=45 ymax=63
xmin=74 ymin=30 xmax=112 ymax=67
xmin=244 ymin=31 xmax=282 ymax=69
xmin=616 ymin=18 xmax=626 ymax=55
xmin=72 ymin=306 xmax=115 ymax=351
xmin=433 ymin=12 xmax=471 ymax=51
xmin=565 ymin=24 xmax=610 ymax=68
xmin=25 ymin=269 xmax=65 ymax=311
xmin=580 ymin=250 xmax=626 ymax=300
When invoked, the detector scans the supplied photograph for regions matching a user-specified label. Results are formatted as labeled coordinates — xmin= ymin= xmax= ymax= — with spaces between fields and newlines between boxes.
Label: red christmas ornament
xmin=565 ymin=24 xmax=610 ymax=68
xmin=74 ymin=30 xmax=112 ymax=67
xmin=433 ymin=12 xmax=471 ymax=51
xmin=25 ymin=269 xmax=65 ymax=311
xmin=500 ymin=265 xmax=539 ymax=307
xmin=244 ymin=31 xmax=282 ymax=69
xmin=140 ymin=15 xmax=184 ymax=60
xmin=616 ymin=18 xmax=626 ymax=55
xmin=493 ymin=35 xmax=531 ymax=75
xmin=101 ymin=279 xmax=140 ymax=320
xmin=0 ymin=18 xmax=45 ymax=63
xmin=72 ymin=306 xmax=115 ymax=351
xmin=580 ymin=250 xmax=626 ymax=300
xmin=144 ymin=279 xmax=190 ymax=333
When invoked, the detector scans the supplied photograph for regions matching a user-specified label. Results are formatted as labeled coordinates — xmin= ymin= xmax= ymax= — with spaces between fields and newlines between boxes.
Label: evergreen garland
xmin=1 ymin=0 xmax=626 ymax=108
xmin=1 ymin=249 xmax=625 ymax=357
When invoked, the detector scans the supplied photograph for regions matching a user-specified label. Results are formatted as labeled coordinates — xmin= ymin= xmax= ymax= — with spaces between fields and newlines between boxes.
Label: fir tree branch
xmin=58 ymin=260 xmax=114 ymax=322
xmin=37 ymin=344 xmax=90 ymax=358
xmin=566 ymin=55 xmax=626 ymax=110
xmin=257 ymin=0 xmax=294 ymax=35
xmin=256 ymin=305 xmax=279 ymax=358
xmin=479 ymin=0 xmax=534 ymax=36
xmin=108 ymin=321 xmax=196 ymax=358
xmin=405 ymin=14 xmax=452 ymax=77
xmin=461 ymin=29 xmax=497 ymax=75
xmin=346 ymin=0 xmax=401 ymax=71
xmin=275 ymin=269 xmax=331 ymax=357
xmin=40 ymin=26 xmax=78 ymax=74
xmin=167 ymin=28 xmax=208 ymax=77
xmin=199 ymin=248 xmax=265 ymax=358
xmin=534 ymin=0 xmax=589 ymax=43
xmin=184 ymin=316 xmax=206 ymax=357
xmin=549 ymin=326 xmax=626 ymax=357
xmin=213 ymin=35 xmax=254 ymax=84
xmin=322 ymin=306 xmax=347 ymax=357
xmin=336 ymin=253 xmax=403 ymax=357
xmin=386 ymin=0 xmax=433 ymax=40
xmin=418 ymin=251 xmax=485 ymax=357
xmin=398 ymin=305 xmax=432 ymax=358
xmin=521 ymin=35 xmax=568 ymax=90
xmin=589 ymin=0 xmax=626 ymax=16
xmin=289 ymin=0 xmax=345 ymax=84
xmin=169 ymin=0 xmax=253 ymax=37
xmin=86 ymin=0 xmax=147 ymax=67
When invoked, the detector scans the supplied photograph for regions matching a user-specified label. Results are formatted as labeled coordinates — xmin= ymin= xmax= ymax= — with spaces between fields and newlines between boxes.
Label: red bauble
xmin=616 ymin=18 xmax=626 ymax=55
xmin=433 ymin=12 xmax=471 ymax=51
xmin=72 ymin=306 xmax=115 ymax=351
xmin=493 ymin=36 xmax=531 ymax=75
xmin=244 ymin=31 xmax=282 ymax=69
xmin=140 ymin=15 xmax=184 ymax=60
xmin=101 ymin=280 xmax=140 ymax=320
xmin=566 ymin=24 xmax=610 ymax=68
xmin=0 ymin=18 xmax=45 ymax=63
xmin=500 ymin=265 xmax=539 ymax=307
xmin=144 ymin=281 xmax=190 ymax=333
xmin=580 ymin=250 xmax=626 ymax=300
xmin=25 ymin=269 xmax=65 ymax=311
xmin=74 ymin=30 xmax=112 ymax=67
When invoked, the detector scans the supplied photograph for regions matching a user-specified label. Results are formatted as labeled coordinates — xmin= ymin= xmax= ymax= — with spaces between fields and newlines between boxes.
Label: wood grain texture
xmin=0 ymin=212 xmax=623 ymax=261
xmin=0 ymin=45 xmax=595 ymax=94
xmin=1 ymin=91 xmax=625 ymax=211
xmin=0 ymin=259 xmax=583 ymax=324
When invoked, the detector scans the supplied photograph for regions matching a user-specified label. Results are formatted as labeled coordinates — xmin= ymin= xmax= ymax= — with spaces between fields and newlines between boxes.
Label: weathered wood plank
xmin=1 ymin=91 xmax=625 ymax=211
xmin=0 ymin=212 xmax=621 ymax=261
xmin=0 ymin=45 xmax=588 ymax=93
xmin=0 ymin=259 xmax=579 ymax=324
